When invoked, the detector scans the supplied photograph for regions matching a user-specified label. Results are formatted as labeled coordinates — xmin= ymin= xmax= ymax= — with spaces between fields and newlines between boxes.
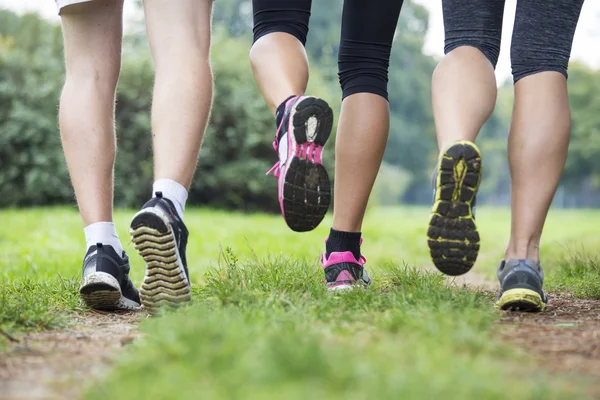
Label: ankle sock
xmin=275 ymin=95 xmax=298 ymax=131
xmin=326 ymin=228 xmax=362 ymax=260
xmin=153 ymin=179 xmax=188 ymax=220
xmin=84 ymin=222 xmax=123 ymax=256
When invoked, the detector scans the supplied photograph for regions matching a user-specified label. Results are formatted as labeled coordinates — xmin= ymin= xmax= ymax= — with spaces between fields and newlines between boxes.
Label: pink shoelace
xmin=266 ymin=141 xmax=323 ymax=178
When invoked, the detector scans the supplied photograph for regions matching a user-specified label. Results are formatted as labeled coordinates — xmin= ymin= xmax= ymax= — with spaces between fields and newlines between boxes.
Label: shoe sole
xmin=282 ymin=97 xmax=332 ymax=232
xmin=328 ymin=284 xmax=357 ymax=291
xmin=327 ymin=283 xmax=368 ymax=291
xmin=79 ymin=272 xmax=140 ymax=311
xmin=130 ymin=208 xmax=191 ymax=314
xmin=495 ymin=288 xmax=546 ymax=312
xmin=427 ymin=141 xmax=482 ymax=276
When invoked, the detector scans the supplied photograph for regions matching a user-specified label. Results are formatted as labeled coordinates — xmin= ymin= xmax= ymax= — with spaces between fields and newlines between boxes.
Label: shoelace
xmin=266 ymin=141 xmax=323 ymax=178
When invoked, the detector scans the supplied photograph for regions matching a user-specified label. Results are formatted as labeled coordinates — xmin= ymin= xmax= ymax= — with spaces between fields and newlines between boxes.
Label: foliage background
xmin=2 ymin=0 xmax=600 ymax=211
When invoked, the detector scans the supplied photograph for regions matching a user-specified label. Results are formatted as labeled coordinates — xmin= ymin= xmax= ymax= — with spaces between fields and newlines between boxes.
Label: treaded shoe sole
xmin=130 ymin=209 xmax=191 ymax=314
xmin=495 ymin=288 xmax=546 ymax=312
xmin=283 ymin=97 xmax=333 ymax=232
xmin=428 ymin=141 xmax=482 ymax=276
xmin=79 ymin=272 xmax=140 ymax=311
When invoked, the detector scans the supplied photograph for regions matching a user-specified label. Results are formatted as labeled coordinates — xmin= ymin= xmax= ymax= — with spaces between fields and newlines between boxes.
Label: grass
xmin=87 ymin=252 xmax=580 ymax=399
xmin=546 ymin=250 xmax=600 ymax=299
xmin=1 ymin=206 xmax=600 ymax=397
xmin=0 ymin=277 xmax=81 ymax=333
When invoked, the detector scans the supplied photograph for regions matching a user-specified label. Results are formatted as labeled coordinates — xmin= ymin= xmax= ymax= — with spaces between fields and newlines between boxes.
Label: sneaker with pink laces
xmin=322 ymin=251 xmax=372 ymax=290
xmin=267 ymin=96 xmax=332 ymax=232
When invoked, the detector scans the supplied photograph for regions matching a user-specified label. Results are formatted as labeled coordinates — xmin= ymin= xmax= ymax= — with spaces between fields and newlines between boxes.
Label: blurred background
xmin=1 ymin=0 xmax=600 ymax=213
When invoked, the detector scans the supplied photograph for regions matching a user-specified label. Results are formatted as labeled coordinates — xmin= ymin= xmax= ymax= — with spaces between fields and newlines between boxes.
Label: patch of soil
xmin=443 ymin=269 xmax=600 ymax=396
xmin=499 ymin=293 xmax=600 ymax=396
xmin=0 ymin=311 xmax=142 ymax=400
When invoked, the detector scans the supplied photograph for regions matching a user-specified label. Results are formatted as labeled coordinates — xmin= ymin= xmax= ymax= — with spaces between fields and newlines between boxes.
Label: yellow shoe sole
xmin=495 ymin=288 xmax=546 ymax=312
xmin=427 ymin=141 xmax=482 ymax=276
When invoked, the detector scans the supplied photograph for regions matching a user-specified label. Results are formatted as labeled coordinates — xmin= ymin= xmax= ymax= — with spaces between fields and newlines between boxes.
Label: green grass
xmin=0 ymin=277 xmax=81 ymax=333
xmin=1 ymin=206 xmax=600 ymax=397
xmin=86 ymin=252 xmax=582 ymax=399
xmin=546 ymin=250 xmax=600 ymax=299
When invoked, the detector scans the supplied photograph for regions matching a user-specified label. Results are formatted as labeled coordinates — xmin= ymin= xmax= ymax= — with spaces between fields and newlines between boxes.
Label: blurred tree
xmin=0 ymin=11 xmax=71 ymax=206
xmin=564 ymin=63 xmax=600 ymax=189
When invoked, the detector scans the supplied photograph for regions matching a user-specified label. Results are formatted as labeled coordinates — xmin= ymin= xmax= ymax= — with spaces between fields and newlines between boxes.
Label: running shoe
xmin=267 ymin=96 xmax=333 ymax=232
xmin=427 ymin=140 xmax=482 ymax=276
xmin=496 ymin=259 xmax=547 ymax=312
xmin=322 ymin=250 xmax=371 ymax=290
xmin=130 ymin=192 xmax=191 ymax=313
xmin=79 ymin=243 xmax=141 ymax=311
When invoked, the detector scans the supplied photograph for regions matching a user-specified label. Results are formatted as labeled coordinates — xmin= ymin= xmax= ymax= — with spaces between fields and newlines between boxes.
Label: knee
xmin=64 ymin=59 xmax=120 ymax=97
xmin=253 ymin=23 xmax=309 ymax=48
xmin=337 ymin=39 xmax=391 ymax=100
xmin=444 ymin=39 xmax=501 ymax=68
xmin=154 ymin=41 xmax=211 ymax=76
xmin=252 ymin=2 xmax=310 ymax=46
xmin=510 ymin=45 xmax=570 ymax=83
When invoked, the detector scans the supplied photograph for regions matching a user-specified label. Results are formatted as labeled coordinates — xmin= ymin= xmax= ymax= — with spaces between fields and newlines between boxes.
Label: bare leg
xmin=60 ymin=1 xmax=140 ymax=312
xmin=143 ymin=0 xmax=214 ymax=190
xmin=432 ymin=47 xmax=497 ymax=152
xmin=505 ymin=72 xmax=570 ymax=262
xmin=332 ymin=94 xmax=389 ymax=232
xmin=250 ymin=33 xmax=309 ymax=115
xmin=59 ymin=0 xmax=123 ymax=227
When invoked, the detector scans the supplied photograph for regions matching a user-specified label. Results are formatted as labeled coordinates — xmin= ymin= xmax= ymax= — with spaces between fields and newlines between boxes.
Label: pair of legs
xmin=58 ymin=0 xmax=213 ymax=311
xmin=430 ymin=0 xmax=584 ymax=309
xmin=250 ymin=0 xmax=403 ymax=288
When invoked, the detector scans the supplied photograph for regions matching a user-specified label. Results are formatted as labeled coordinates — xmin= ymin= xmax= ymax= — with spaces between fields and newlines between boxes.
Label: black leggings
xmin=443 ymin=0 xmax=585 ymax=82
xmin=252 ymin=0 xmax=403 ymax=100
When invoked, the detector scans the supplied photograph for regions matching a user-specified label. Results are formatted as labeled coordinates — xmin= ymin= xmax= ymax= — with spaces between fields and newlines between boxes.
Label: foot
xmin=267 ymin=96 xmax=333 ymax=232
xmin=79 ymin=243 xmax=141 ymax=311
xmin=427 ymin=140 xmax=482 ymax=276
xmin=130 ymin=192 xmax=192 ymax=313
xmin=322 ymin=251 xmax=371 ymax=291
xmin=496 ymin=259 xmax=547 ymax=312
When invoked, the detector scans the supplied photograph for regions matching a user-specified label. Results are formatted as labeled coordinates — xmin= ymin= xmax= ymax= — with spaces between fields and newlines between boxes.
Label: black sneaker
xmin=79 ymin=243 xmax=141 ymax=311
xmin=130 ymin=192 xmax=191 ymax=313
xmin=496 ymin=259 xmax=547 ymax=312
xmin=427 ymin=141 xmax=482 ymax=276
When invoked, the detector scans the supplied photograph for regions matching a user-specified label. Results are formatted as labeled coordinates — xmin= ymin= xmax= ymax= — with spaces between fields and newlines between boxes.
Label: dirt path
xmin=1 ymin=278 xmax=599 ymax=399
xmin=452 ymin=270 xmax=600 ymax=395
xmin=500 ymin=292 xmax=600 ymax=396
xmin=0 ymin=312 xmax=142 ymax=400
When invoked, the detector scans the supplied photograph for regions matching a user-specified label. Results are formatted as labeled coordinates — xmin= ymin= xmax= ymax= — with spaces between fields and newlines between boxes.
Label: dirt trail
xmin=0 ymin=312 xmax=141 ymax=400
xmin=451 ymin=270 xmax=600 ymax=395
xmin=500 ymin=293 xmax=600 ymax=396
xmin=1 ymin=277 xmax=599 ymax=399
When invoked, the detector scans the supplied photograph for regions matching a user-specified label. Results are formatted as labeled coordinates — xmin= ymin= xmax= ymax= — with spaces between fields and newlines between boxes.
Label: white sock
xmin=84 ymin=222 xmax=123 ymax=256
xmin=153 ymin=178 xmax=188 ymax=220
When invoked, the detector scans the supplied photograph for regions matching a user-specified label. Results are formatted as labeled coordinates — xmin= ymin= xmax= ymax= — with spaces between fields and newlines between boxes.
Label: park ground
xmin=1 ymin=206 xmax=599 ymax=399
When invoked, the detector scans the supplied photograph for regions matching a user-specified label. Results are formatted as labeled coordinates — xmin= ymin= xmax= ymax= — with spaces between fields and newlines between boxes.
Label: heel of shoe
xmin=79 ymin=271 xmax=121 ymax=310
